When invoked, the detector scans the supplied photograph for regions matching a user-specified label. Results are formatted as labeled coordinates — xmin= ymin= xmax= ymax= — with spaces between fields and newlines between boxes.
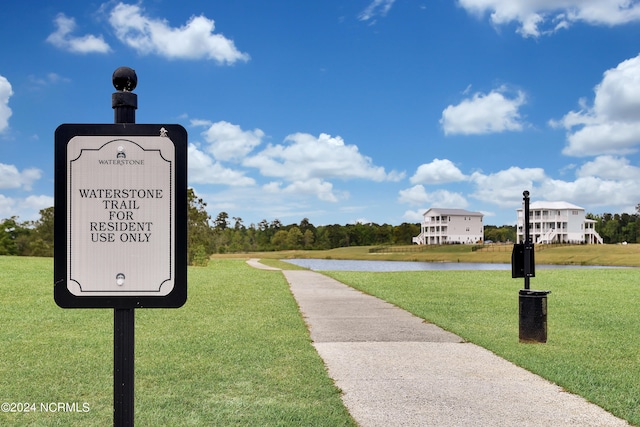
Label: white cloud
xmin=108 ymin=3 xmax=249 ymax=63
xmin=469 ymin=166 xmax=546 ymax=207
xmin=458 ymin=0 xmax=640 ymax=37
xmin=244 ymin=132 xmax=405 ymax=182
xmin=197 ymin=121 xmax=264 ymax=162
xmin=188 ymin=144 xmax=255 ymax=186
xmin=576 ymin=155 xmax=640 ymax=180
xmin=0 ymin=164 xmax=42 ymax=191
xmin=20 ymin=195 xmax=54 ymax=216
xmin=441 ymin=87 xmax=526 ymax=135
xmin=0 ymin=76 xmax=12 ymax=133
xmin=359 ymin=0 xmax=396 ymax=21
xmin=0 ymin=75 xmax=13 ymax=133
xmin=0 ymin=194 xmax=16 ymax=218
xmin=468 ymin=160 xmax=640 ymax=212
xmin=553 ymin=54 xmax=640 ymax=156
xmin=398 ymin=155 xmax=640 ymax=222
xmin=402 ymin=209 xmax=426 ymax=222
xmin=410 ymin=158 xmax=467 ymax=184
xmin=263 ymin=179 xmax=341 ymax=203
xmin=29 ymin=73 xmax=70 ymax=88
xmin=46 ymin=13 xmax=111 ymax=54
xmin=540 ymin=176 xmax=640 ymax=207
xmin=398 ymin=185 xmax=468 ymax=208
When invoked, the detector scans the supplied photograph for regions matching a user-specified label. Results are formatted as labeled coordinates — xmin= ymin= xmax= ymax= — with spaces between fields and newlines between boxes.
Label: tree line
xmin=2 ymin=192 xmax=639 ymax=263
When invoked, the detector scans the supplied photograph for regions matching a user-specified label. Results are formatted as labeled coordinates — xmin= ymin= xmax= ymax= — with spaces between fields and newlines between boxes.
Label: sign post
xmin=511 ymin=190 xmax=550 ymax=343
xmin=54 ymin=67 xmax=187 ymax=425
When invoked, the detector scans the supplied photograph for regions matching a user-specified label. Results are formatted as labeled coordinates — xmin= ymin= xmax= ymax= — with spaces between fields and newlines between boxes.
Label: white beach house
xmin=412 ymin=208 xmax=484 ymax=245
xmin=516 ymin=201 xmax=603 ymax=244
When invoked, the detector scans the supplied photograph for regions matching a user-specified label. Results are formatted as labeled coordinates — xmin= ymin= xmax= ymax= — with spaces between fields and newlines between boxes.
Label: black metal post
xmin=112 ymin=66 xmax=137 ymax=426
xmin=523 ymin=191 xmax=531 ymax=290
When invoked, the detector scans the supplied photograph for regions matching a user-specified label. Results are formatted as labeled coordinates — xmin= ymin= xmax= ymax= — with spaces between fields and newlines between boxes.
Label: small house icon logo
xmin=117 ymin=146 xmax=126 ymax=159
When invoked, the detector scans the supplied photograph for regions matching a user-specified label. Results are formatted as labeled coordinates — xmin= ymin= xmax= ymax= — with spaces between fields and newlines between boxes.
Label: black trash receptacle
xmin=519 ymin=290 xmax=550 ymax=343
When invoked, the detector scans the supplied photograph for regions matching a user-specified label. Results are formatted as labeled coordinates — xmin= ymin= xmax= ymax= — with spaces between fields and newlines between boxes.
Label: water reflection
xmin=284 ymin=259 xmax=616 ymax=272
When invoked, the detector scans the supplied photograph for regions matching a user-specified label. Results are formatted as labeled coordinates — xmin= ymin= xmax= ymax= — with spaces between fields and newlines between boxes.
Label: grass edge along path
xmin=323 ymin=268 xmax=640 ymax=426
xmin=0 ymin=257 xmax=356 ymax=426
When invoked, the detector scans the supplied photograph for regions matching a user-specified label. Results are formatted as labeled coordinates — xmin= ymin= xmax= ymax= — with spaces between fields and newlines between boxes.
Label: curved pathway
xmin=247 ymin=259 xmax=630 ymax=426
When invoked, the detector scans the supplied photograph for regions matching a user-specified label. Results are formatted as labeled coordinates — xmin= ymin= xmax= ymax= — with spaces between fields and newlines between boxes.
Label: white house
xmin=516 ymin=201 xmax=603 ymax=244
xmin=413 ymin=208 xmax=484 ymax=245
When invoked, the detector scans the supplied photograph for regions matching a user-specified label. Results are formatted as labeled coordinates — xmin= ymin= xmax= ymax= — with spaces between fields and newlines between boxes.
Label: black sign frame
xmin=54 ymin=123 xmax=187 ymax=308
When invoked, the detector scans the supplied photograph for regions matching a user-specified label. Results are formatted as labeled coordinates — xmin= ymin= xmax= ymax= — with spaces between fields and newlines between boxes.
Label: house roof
xmin=423 ymin=208 xmax=483 ymax=217
xmin=517 ymin=201 xmax=584 ymax=211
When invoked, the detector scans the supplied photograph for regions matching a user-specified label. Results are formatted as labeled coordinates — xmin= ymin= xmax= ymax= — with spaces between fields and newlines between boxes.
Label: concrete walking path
xmin=247 ymin=259 xmax=630 ymax=426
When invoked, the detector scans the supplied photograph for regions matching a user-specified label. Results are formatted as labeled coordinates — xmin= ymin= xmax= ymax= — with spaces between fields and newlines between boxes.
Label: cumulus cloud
xmin=410 ymin=158 xmax=467 ymax=184
xmin=0 ymin=76 xmax=12 ymax=133
xmin=468 ymin=159 xmax=640 ymax=211
xmin=108 ymin=3 xmax=249 ymax=63
xmin=441 ymin=87 xmax=526 ymax=135
xmin=0 ymin=164 xmax=42 ymax=191
xmin=187 ymin=144 xmax=255 ymax=186
xmin=46 ymin=13 xmax=111 ymax=53
xmin=244 ymin=132 xmax=405 ymax=183
xmin=399 ymin=154 xmax=640 ymax=221
xmin=469 ymin=166 xmax=546 ymax=207
xmin=195 ymin=120 xmax=264 ymax=162
xmin=398 ymin=185 xmax=468 ymax=208
xmin=402 ymin=209 xmax=427 ymax=223
xmin=0 ymin=194 xmax=16 ymax=218
xmin=540 ymin=175 xmax=640 ymax=207
xmin=187 ymin=120 xmax=403 ymax=204
xmin=29 ymin=73 xmax=70 ymax=88
xmin=21 ymin=195 xmax=54 ymax=213
xmin=263 ymin=179 xmax=342 ymax=203
xmin=359 ymin=0 xmax=396 ymax=21
xmin=553 ymin=54 xmax=640 ymax=156
xmin=458 ymin=0 xmax=640 ymax=37
xmin=576 ymin=155 xmax=640 ymax=180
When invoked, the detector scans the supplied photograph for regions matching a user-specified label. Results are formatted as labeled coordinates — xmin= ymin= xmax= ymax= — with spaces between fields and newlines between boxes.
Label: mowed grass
xmin=213 ymin=243 xmax=640 ymax=266
xmin=0 ymin=257 xmax=356 ymax=426
xmin=324 ymin=268 xmax=640 ymax=426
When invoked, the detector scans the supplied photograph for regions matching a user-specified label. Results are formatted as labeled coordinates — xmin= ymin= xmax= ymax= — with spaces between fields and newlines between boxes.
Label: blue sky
xmin=2 ymin=0 xmax=640 ymax=227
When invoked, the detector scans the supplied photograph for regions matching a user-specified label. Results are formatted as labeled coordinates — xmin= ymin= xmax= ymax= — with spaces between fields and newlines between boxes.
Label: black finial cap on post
xmin=112 ymin=67 xmax=138 ymax=124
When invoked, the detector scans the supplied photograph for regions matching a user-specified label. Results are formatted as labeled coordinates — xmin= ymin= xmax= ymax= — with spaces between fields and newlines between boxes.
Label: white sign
xmin=66 ymin=135 xmax=175 ymax=296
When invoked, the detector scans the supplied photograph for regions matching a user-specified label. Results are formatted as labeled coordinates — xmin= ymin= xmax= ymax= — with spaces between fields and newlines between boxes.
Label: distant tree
xmin=483 ymin=225 xmax=516 ymax=243
xmin=299 ymin=218 xmax=315 ymax=234
xmin=270 ymin=219 xmax=283 ymax=231
xmin=214 ymin=211 xmax=229 ymax=231
xmin=303 ymin=229 xmax=315 ymax=249
xmin=602 ymin=217 xmax=620 ymax=243
xmin=286 ymin=226 xmax=304 ymax=249
xmin=271 ymin=230 xmax=288 ymax=250
xmin=232 ymin=216 xmax=245 ymax=230
xmin=0 ymin=217 xmax=30 ymax=256
xmin=187 ymin=189 xmax=213 ymax=265
xmin=393 ymin=222 xmax=420 ymax=245
xmin=29 ymin=207 xmax=55 ymax=257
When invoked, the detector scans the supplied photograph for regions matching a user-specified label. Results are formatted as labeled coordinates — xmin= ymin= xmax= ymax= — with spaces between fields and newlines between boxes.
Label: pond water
xmin=284 ymin=259 xmax=618 ymax=272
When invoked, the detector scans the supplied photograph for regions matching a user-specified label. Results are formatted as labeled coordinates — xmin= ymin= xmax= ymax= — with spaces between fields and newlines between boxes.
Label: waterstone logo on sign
xmin=54 ymin=124 xmax=187 ymax=308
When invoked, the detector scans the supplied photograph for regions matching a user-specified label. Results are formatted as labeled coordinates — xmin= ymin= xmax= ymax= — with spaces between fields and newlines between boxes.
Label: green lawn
xmin=213 ymin=243 xmax=640 ymax=266
xmin=4 ymin=255 xmax=640 ymax=426
xmin=0 ymin=257 xmax=356 ymax=426
xmin=324 ymin=268 xmax=640 ymax=426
